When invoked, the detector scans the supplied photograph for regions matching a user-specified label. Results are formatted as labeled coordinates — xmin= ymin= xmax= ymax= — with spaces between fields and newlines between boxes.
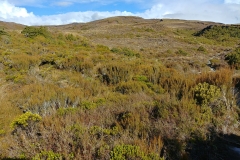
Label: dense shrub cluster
xmin=0 ymin=29 xmax=7 ymax=36
xmin=110 ymin=144 xmax=163 ymax=160
xmin=225 ymin=47 xmax=240 ymax=69
xmin=21 ymin=26 xmax=50 ymax=38
xmin=194 ymin=82 xmax=221 ymax=106
xmin=194 ymin=25 xmax=240 ymax=39
xmin=111 ymin=47 xmax=140 ymax=57
xmin=11 ymin=111 xmax=42 ymax=129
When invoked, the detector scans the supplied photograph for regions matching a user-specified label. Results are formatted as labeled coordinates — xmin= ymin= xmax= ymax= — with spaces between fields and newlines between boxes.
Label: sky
xmin=0 ymin=0 xmax=240 ymax=25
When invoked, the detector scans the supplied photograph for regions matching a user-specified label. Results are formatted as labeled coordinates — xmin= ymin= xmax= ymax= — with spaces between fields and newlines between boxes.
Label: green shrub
xmin=97 ymin=144 xmax=110 ymax=159
xmin=145 ymin=82 xmax=165 ymax=94
xmin=209 ymin=58 xmax=221 ymax=69
xmin=96 ymin=44 xmax=110 ymax=53
xmin=145 ymin=28 xmax=155 ymax=32
xmin=111 ymin=47 xmax=139 ymax=57
xmin=80 ymin=101 xmax=97 ymax=110
xmin=0 ymin=129 xmax=5 ymax=136
xmin=11 ymin=111 xmax=42 ymax=129
xmin=117 ymin=111 xmax=133 ymax=129
xmin=225 ymin=47 xmax=240 ymax=69
xmin=95 ymin=98 xmax=106 ymax=106
xmin=99 ymin=63 xmax=132 ymax=85
xmin=90 ymin=126 xmax=119 ymax=136
xmin=115 ymin=81 xmax=149 ymax=94
xmin=65 ymin=34 xmax=77 ymax=41
xmin=6 ymin=73 xmax=26 ymax=84
xmin=110 ymin=144 xmax=162 ymax=160
xmin=110 ymin=144 xmax=143 ymax=160
xmin=122 ymin=48 xmax=139 ymax=57
xmin=197 ymin=46 xmax=207 ymax=53
xmin=68 ymin=124 xmax=86 ymax=137
xmin=133 ymin=75 xmax=148 ymax=82
xmin=33 ymin=151 xmax=63 ymax=160
xmin=111 ymin=47 xmax=121 ymax=53
xmin=195 ymin=25 xmax=240 ymax=39
xmin=176 ymin=49 xmax=188 ymax=56
xmin=57 ymin=107 xmax=78 ymax=116
xmin=0 ymin=29 xmax=7 ymax=36
xmin=194 ymin=82 xmax=221 ymax=106
xmin=21 ymin=26 xmax=50 ymax=38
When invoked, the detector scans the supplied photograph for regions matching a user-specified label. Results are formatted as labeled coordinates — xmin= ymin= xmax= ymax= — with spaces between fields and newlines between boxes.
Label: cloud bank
xmin=0 ymin=0 xmax=239 ymax=25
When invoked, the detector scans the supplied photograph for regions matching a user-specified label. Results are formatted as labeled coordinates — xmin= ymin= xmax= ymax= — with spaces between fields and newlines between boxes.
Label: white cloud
xmin=225 ymin=0 xmax=240 ymax=4
xmin=0 ymin=0 xmax=239 ymax=25
xmin=142 ymin=1 xmax=240 ymax=24
xmin=33 ymin=11 xmax=133 ymax=25
xmin=0 ymin=1 xmax=34 ymax=19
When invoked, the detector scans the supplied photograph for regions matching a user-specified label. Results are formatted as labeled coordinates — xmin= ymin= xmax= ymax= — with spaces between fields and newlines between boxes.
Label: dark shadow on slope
xmin=188 ymin=133 xmax=240 ymax=160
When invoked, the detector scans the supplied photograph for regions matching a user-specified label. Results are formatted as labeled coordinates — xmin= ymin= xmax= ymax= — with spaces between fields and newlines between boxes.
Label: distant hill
xmin=47 ymin=16 xmax=223 ymax=31
xmin=0 ymin=21 xmax=25 ymax=30
xmin=0 ymin=16 xmax=226 ymax=31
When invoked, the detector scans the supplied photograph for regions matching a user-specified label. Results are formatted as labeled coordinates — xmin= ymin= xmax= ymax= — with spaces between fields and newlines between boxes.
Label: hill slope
xmin=0 ymin=21 xmax=25 ymax=30
xmin=0 ymin=16 xmax=240 ymax=160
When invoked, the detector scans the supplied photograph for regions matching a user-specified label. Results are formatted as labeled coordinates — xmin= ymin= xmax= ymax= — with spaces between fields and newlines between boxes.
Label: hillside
xmin=0 ymin=21 xmax=25 ymax=31
xmin=48 ymin=16 xmax=234 ymax=72
xmin=0 ymin=16 xmax=240 ymax=159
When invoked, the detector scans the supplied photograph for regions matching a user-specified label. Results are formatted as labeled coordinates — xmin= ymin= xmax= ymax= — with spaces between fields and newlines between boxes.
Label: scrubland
xmin=0 ymin=16 xmax=240 ymax=159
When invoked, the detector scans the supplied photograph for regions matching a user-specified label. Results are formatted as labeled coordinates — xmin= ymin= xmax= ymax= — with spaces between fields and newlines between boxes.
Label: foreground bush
xmin=110 ymin=144 xmax=163 ymax=160
xmin=194 ymin=82 xmax=221 ymax=106
xmin=11 ymin=111 xmax=42 ymax=129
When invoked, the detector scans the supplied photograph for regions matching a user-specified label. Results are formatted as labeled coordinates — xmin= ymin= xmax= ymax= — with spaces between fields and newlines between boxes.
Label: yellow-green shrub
xmin=115 ymin=81 xmax=149 ymax=94
xmin=98 ymin=63 xmax=133 ymax=85
xmin=0 ymin=129 xmax=5 ymax=136
xmin=96 ymin=44 xmax=111 ymax=53
xmin=80 ymin=101 xmax=97 ymax=110
xmin=110 ymin=144 xmax=163 ymax=160
xmin=11 ymin=111 xmax=42 ymax=129
xmin=33 ymin=151 xmax=63 ymax=160
xmin=57 ymin=107 xmax=78 ymax=116
xmin=225 ymin=47 xmax=240 ymax=69
xmin=0 ymin=29 xmax=8 ymax=36
xmin=90 ymin=126 xmax=119 ymax=136
xmin=194 ymin=82 xmax=221 ymax=106
xmin=21 ymin=26 xmax=50 ymax=39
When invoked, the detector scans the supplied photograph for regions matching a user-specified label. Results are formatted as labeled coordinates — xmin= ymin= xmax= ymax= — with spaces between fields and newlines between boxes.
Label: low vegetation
xmin=0 ymin=17 xmax=240 ymax=159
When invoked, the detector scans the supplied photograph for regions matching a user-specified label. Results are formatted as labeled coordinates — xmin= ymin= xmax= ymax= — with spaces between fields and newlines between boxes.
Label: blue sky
xmin=0 ymin=0 xmax=240 ymax=25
